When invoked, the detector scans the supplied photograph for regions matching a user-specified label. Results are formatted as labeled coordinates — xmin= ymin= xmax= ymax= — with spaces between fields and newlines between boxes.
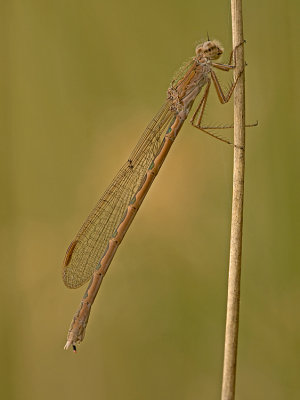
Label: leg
xmin=211 ymin=67 xmax=244 ymax=104
xmin=227 ymin=39 xmax=246 ymax=65
xmin=212 ymin=63 xmax=235 ymax=72
xmin=190 ymin=69 xmax=252 ymax=148
xmin=212 ymin=40 xmax=246 ymax=72
xmin=190 ymin=80 xmax=237 ymax=146
xmin=190 ymin=80 xmax=211 ymax=126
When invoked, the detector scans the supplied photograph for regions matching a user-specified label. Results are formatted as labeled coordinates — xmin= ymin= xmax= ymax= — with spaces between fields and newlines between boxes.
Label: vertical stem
xmin=221 ymin=1 xmax=245 ymax=399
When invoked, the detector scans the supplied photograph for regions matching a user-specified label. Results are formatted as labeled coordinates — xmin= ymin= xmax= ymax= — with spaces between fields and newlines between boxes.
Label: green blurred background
xmin=1 ymin=0 xmax=299 ymax=399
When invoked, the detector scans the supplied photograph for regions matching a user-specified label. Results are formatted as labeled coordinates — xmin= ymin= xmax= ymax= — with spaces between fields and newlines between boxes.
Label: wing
xmin=62 ymin=101 xmax=175 ymax=288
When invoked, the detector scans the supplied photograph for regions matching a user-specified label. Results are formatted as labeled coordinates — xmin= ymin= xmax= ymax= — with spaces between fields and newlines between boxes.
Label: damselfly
xmin=63 ymin=39 xmax=246 ymax=351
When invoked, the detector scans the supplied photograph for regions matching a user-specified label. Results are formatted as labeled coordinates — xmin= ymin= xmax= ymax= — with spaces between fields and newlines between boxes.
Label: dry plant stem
xmin=221 ymin=1 xmax=245 ymax=399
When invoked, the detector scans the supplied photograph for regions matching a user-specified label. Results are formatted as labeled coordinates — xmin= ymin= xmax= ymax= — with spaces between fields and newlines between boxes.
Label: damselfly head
xmin=195 ymin=40 xmax=223 ymax=60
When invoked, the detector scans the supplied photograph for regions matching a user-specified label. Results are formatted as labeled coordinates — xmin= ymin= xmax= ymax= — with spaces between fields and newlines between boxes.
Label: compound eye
xmin=195 ymin=46 xmax=203 ymax=56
